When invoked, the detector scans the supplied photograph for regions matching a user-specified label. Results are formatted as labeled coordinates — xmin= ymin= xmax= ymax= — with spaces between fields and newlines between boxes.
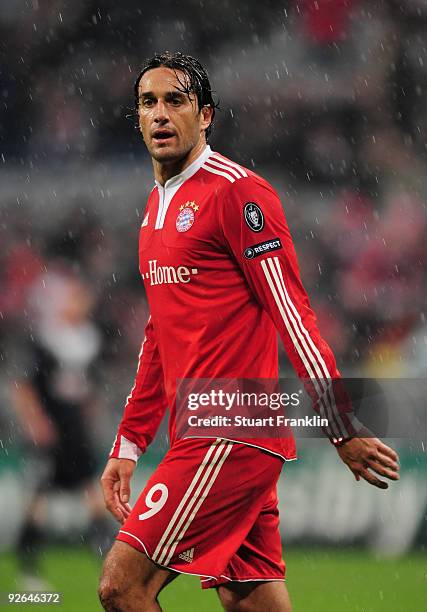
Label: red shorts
xmin=117 ymin=438 xmax=286 ymax=587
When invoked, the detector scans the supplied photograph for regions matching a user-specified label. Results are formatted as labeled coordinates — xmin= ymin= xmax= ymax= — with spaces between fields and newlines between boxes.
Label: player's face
xmin=137 ymin=67 xmax=212 ymax=163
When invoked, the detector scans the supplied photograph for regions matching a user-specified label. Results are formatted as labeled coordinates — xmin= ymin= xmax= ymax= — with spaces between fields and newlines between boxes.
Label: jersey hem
xmin=183 ymin=436 xmax=298 ymax=462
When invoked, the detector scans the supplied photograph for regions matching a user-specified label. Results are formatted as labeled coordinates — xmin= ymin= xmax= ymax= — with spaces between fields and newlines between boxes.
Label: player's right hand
xmin=100 ymin=458 xmax=135 ymax=523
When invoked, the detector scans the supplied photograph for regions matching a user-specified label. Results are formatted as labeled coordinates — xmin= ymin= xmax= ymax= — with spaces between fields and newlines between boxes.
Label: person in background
xmin=11 ymin=265 xmax=111 ymax=589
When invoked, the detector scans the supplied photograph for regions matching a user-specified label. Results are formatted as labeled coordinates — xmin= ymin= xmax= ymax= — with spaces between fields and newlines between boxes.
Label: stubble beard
xmin=147 ymin=139 xmax=195 ymax=166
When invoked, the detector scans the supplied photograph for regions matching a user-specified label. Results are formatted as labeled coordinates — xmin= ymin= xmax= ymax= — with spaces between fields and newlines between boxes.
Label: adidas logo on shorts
xmin=178 ymin=548 xmax=194 ymax=563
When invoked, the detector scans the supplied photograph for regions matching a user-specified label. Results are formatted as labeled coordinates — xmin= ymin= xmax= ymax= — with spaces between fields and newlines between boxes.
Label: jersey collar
xmin=155 ymin=145 xmax=212 ymax=191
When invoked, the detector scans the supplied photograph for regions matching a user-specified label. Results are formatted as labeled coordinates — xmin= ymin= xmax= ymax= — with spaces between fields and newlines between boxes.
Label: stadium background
xmin=0 ymin=0 xmax=426 ymax=610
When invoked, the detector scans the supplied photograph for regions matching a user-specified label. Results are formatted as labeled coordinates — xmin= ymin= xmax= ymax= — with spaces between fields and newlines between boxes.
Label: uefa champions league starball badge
xmin=176 ymin=201 xmax=199 ymax=232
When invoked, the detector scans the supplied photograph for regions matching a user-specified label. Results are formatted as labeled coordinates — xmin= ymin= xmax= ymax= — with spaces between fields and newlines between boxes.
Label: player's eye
xmin=141 ymin=98 xmax=155 ymax=108
xmin=170 ymin=97 xmax=183 ymax=106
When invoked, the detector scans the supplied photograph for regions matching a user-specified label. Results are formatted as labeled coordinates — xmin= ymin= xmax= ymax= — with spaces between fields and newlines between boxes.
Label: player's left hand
xmin=336 ymin=437 xmax=400 ymax=489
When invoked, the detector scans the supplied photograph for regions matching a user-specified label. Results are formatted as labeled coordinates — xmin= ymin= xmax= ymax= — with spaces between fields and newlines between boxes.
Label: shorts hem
xmin=202 ymin=574 xmax=285 ymax=589
xmin=221 ymin=575 xmax=285 ymax=582
xmin=117 ymin=530 xmax=218 ymax=581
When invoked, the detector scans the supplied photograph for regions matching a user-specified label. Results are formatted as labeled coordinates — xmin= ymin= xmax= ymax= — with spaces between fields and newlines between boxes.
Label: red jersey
xmin=110 ymin=146 xmax=356 ymax=462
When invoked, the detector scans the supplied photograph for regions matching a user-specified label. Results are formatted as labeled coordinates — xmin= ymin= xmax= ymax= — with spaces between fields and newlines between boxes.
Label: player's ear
xmin=200 ymin=105 xmax=213 ymax=132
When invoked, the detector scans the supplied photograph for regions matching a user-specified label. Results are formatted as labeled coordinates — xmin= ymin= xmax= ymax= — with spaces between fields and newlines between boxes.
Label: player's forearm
xmin=110 ymin=317 xmax=168 ymax=459
xmin=112 ymin=360 xmax=168 ymax=458
xmin=110 ymin=398 xmax=167 ymax=460
xmin=273 ymin=296 xmax=361 ymax=443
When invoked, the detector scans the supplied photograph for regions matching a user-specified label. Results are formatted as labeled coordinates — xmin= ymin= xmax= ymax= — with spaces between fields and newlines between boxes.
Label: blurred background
xmin=0 ymin=0 xmax=426 ymax=610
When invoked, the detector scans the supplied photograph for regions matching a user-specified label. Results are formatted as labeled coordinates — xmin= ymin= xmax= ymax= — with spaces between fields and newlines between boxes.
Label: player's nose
xmin=153 ymin=99 xmax=169 ymax=123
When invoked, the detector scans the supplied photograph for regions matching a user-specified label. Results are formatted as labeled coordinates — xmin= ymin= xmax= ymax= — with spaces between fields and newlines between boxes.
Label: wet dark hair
xmin=134 ymin=51 xmax=218 ymax=139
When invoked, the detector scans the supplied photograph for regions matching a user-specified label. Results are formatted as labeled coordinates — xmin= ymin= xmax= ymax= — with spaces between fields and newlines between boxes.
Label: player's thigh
xmin=99 ymin=540 xmax=177 ymax=598
xmin=217 ymin=580 xmax=292 ymax=612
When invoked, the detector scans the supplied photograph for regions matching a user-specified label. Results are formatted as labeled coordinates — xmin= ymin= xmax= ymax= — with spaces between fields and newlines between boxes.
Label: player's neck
xmin=153 ymin=140 xmax=207 ymax=186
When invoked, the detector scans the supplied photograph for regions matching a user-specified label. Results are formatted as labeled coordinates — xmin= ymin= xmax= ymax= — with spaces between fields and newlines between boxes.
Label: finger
xmin=101 ymin=479 xmax=127 ymax=523
xmin=366 ymin=460 xmax=400 ymax=481
xmin=120 ymin=475 xmax=131 ymax=505
xmin=360 ymin=468 xmax=388 ymax=489
xmin=375 ymin=449 xmax=400 ymax=471
xmin=113 ymin=489 xmax=131 ymax=520
xmin=104 ymin=494 xmax=126 ymax=523
xmin=376 ymin=442 xmax=399 ymax=463
xmin=101 ymin=477 xmax=117 ymax=510
xmin=111 ymin=474 xmax=131 ymax=508
xmin=112 ymin=506 xmax=126 ymax=524
xmin=119 ymin=501 xmax=132 ymax=513
xmin=108 ymin=490 xmax=127 ymax=523
xmin=114 ymin=492 xmax=130 ymax=516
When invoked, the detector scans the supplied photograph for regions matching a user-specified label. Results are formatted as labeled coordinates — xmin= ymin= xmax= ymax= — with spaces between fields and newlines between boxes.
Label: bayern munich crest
xmin=176 ymin=201 xmax=199 ymax=232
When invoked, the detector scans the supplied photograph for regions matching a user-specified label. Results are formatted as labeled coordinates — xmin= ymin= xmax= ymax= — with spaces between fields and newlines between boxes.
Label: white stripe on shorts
xmin=162 ymin=442 xmax=233 ymax=565
xmin=152 ymin=439 xmax=233 ymax=565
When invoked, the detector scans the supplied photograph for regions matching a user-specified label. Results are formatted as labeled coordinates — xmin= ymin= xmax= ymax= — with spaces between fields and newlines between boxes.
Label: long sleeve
xmin=218 ymin=175 xmax=360 ymax=443
xmin=110 ymin=316 xmax=168 ymax=461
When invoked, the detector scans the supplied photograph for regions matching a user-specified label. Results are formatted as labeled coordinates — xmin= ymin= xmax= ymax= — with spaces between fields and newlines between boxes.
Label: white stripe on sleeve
xmin=261 ymin=258 xmax=339 ymax=439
